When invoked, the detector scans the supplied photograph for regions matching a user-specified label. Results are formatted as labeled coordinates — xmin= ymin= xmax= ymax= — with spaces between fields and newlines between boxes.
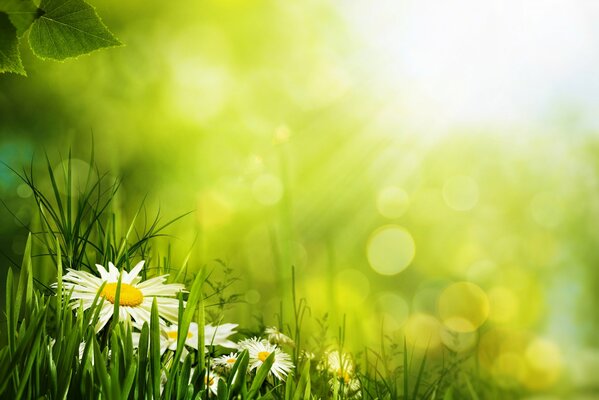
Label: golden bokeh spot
xmin=488 ymin=286 xmax=519 ymax=323
xmin=100 ymin=283 xmax=143 ymax=307
xmin=438 ymin=282 xmax=489 ymax=332
xmin=258 ymin=351 xmax=270 ymax=362
xmin=440 ymin=327 xmax=478 ymax=353
xmin=523 ymin=338 xmax=562 ymax=390
xmin=404 ymin=313 xmax=441 ymax=350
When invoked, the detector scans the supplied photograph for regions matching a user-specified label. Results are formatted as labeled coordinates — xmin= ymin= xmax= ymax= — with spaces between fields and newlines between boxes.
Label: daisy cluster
xmin=57 ymin=260 xmax=296 ymax=396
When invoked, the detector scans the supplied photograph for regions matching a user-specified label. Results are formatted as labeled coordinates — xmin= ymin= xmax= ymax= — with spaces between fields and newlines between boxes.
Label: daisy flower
xmin=324 ymin=350 xmax=354 ymax=376
xmin=265 ymin=326 xmax=295 ymax=347
xmin=163 ymin=322 xmax=239 ymax=352
xmin=329 ymin=375 xmax=361 ymax=398
xmin=133 ymin=322 xmax=239 ymax=359
xmin=323 ymin=350 xmax=361 ymax=396
xmin=58 ymin=260 xmax=185 ymax=332
xmin=204 ymin=370 xmax=221 ymax=395
xmin=213 ymin=352 xmax=239 ymax=369
xmin=239 ymin=337 xmax=294 ymax=380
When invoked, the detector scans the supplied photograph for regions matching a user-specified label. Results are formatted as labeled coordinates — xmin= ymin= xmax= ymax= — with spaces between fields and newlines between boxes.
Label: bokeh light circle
xmin=440 ymin=326 xmax=478 ymax=353
xmin=442 ymin=175 xmax=479 ymax=211
xmin=367 ymin=225 xmax=415 ymax=275
xmin=438 ymin=281 xmax=490 ymax=332
xmin=252 ymin=174 xmax=283 ymax=205
xmin=404 ymin=313 xmax=441 ymax=350
xmin=488 ymin=286 xmax=519 ymax=323
xmin=16 ymin=183 xmax=32 ymax=198
xmin=376 ymin=292 xmax=410 ymax=328
xmin=376 ymin=186 xmax=409 ymax=218
xmin=245 ymin=290 xmax=261 ymax=304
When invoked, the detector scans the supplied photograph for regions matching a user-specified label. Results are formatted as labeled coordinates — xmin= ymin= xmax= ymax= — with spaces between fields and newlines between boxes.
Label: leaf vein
xmin=39 ymin=15 xmax=115 ymax=44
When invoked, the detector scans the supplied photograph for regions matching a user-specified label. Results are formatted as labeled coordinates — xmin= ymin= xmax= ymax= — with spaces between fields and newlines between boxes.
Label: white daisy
xmin=132 ymin=322 xmax=239 ymax=360
xmin=265 ymin=326 xmax=295 ymax=347
xmin=204 ymin=370 xmax=221 ymax=395
xmin=213 ymin=352 xmax=239 ymax=369
xmin=239 ymin=337 xmax=294 ymax=380
xmin=164 ymin=322 xmax=239 ymax=352
xmin=57 ymin=260 xmax=185 ymax=332
xmin=324 ymin=350 xmax=361 ymax=396
xmin=324 ymin=350 xmax=354 ymax=376
xmin=329 ymin=375 xmax=361 ymax=398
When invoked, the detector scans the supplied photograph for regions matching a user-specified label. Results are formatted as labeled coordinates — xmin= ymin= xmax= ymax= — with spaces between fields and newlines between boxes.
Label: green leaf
xmin=149 ymin=298 xmax=161 ymax=399
xmin=0 ymin=0 xmax=38 ymax=35
xmin=28 ymin=0 xmax=120 ymax=61
xmin=293 ymin=360 xmax=310 ymax=400
xmin=0 ymin=12 xmax=25 ymax=75
xmin=247 ymin=352 xmax=275 ymax=400
xmin=227 ymin=350 xmax=249 ymax=400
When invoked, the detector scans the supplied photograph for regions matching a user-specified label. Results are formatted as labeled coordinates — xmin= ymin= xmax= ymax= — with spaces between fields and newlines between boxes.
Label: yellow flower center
xmin=166 ymin=330 xmax=193 ymax=340
xmin=100 ymin=283 xmax=144 ymax=307
xmin=337 ymin=369 xmax=351 ymax=384
xmin=205 ymin=376 xmax=214 ymax=386
xmin=258 ymin=351 xmax=270 ymax=362
xmin=226 ymin=358 xmax=236 ymax=364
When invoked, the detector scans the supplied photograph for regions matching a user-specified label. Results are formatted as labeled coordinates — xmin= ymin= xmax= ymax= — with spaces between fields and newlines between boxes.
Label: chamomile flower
xmin=133 ymin=322 xmax=239 ymax=360
xmin=324 ymin=350 xmax=354 ymax=375
xmin=324 ymin=350 xmax=361 ymax=397
xmin=239 ymin=337 xmax=294 ymax=380
xmin=58 ymin=260 xmax=185 ymax=332
xmin=213 ymin=352 xmax=239 ymax=369
xmin=265 ymin=326 xmax=295 ymax=346
xmin=164 ymin=322 xmax=239 ymax=351
xmin=204 ymin=370 xmax=221 ymax=395
xmin=329 ymin=375 xmax=361 ymax=398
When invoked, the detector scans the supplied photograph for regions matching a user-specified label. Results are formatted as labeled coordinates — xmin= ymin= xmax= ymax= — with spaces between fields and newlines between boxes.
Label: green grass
xmin=0 ymin=152 xmax=524 ymax=399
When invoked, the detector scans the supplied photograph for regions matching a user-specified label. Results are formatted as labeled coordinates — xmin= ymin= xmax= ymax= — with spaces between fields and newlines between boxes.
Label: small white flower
xmin=239 ymin=337 xmax=294 ymax=380
xmin=204 ymin=370 xmax=221 ymax=395
xmin=324 ymin=350 xmax=360 ymax=396
xmin=300 ymin=350 xmax=315 ymax=361
xmin=265 ymin=326 xmax=295 ymax=346
xmin=57 ymin=261 xmax=185 ymax=332
xmin=324 ymin=350 xmax=354 ymax=375
xmin=213 ymin=352 xmax=239 ymax=369
xmin=329 ymin=375 xmax=361 ymax=397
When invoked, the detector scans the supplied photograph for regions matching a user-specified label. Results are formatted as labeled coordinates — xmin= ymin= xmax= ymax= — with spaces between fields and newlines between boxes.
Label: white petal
xmin=95 ymin=304 xmax=114 ymax=332
xmin=108 ymin=262 xmax=120 ymax=281
xmin=95 ymin=264 xmax=110 ymax=280
xmin=124 ymin=260 xmax=145 ymax=284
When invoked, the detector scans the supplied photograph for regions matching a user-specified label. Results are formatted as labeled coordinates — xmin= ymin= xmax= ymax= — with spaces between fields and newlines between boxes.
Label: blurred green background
xmin=1 ymin=0 xmax=599 ymax=393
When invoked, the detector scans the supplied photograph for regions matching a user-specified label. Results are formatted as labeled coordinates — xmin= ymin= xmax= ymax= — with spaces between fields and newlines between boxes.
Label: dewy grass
xmin=0 ymin=153 xmax=526 ymax=399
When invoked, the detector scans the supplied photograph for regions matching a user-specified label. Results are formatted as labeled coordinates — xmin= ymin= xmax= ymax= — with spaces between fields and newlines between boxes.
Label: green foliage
xmin=29 ymin=0 xmax=120 ymax=60
xmin=0 ymin=154 xmax=525 ymax=399
xmin=0 ymin=11 xmax=25 ymax=75
xmin=0 ymin=0 xmax=119 ymax=75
